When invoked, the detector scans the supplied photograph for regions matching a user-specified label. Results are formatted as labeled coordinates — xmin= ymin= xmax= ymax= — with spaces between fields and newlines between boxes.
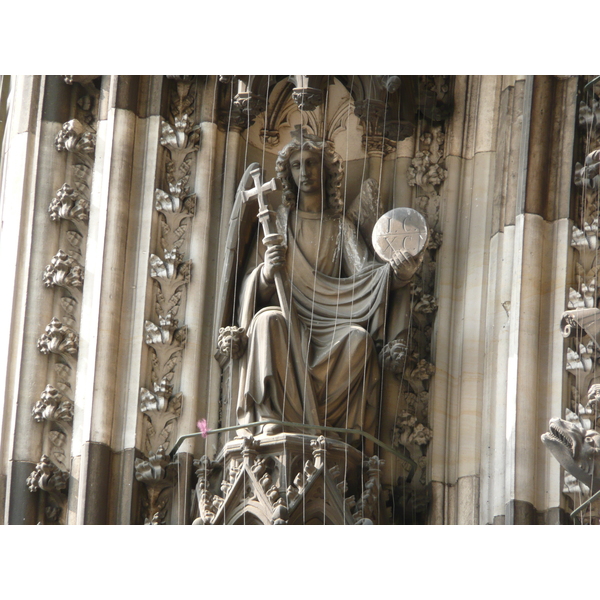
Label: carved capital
xmin=291 ymin=87 xmax=323 ymax=112
xmin=234 ymin=91 xmax=266 ymax=122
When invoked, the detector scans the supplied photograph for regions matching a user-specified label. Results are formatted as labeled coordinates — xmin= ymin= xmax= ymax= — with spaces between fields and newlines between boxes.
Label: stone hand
xmin=263 ymin=243 xmax=287 ymax=283
xmin=390 ymin=250 xmax=422 ymax=281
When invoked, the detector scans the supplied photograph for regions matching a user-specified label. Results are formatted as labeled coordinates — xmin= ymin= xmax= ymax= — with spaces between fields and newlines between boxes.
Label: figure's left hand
xmin=390 ymin=250 xmax=423 ymax=282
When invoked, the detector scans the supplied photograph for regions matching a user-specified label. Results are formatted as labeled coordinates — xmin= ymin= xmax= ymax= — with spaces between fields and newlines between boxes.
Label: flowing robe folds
xmin=236 ymin=205 xmax=391 ymax=435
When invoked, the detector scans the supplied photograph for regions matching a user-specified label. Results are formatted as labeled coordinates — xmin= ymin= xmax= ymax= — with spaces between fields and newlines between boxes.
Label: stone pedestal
xmin=192 ymin=433 xmax=385 ymax=525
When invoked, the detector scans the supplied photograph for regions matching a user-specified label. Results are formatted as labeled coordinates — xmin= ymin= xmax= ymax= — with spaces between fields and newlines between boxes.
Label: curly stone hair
xmin=275 ymin=133 xmax=344 ymax=212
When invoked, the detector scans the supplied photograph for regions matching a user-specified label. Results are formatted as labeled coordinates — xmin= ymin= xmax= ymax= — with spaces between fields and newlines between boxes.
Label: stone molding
xmin=137 ymin=76 xmax=199 ymax=524
xmin=28 ymin=81 xmax=99 ymax=524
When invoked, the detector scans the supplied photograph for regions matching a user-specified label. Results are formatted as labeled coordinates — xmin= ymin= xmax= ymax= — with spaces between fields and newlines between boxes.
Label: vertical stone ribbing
xmin=0 ymin=75 xmax=46 ymax=524
xmin=108 ymin=76 xmax=165 ymax=524
xmin=73 ymin=76 xmax=138 ymax=524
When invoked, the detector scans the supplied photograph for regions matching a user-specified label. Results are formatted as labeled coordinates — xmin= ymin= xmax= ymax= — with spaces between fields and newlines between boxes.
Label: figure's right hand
xmin=262 ymin=243 xmax=287 ymax=283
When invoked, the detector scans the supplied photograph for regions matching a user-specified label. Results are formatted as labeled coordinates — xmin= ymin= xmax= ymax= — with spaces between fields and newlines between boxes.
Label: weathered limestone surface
xmin=0 ymin=75 xmax=590 ymax=524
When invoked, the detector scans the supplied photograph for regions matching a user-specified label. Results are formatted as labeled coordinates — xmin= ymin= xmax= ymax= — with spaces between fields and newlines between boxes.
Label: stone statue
xmin=217 ymin=129 xmax=425 ymax=440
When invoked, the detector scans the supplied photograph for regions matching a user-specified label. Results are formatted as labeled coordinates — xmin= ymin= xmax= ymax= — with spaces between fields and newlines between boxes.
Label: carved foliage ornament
xmin=30 ymin=85 xmax=98 ymax=525
xmin=137 ymin=77 xmax=200 ymax=523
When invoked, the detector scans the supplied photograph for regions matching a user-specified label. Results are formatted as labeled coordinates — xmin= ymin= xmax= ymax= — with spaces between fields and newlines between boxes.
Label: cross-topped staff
xmin=242 ymin=165 xmax=320 ymax=431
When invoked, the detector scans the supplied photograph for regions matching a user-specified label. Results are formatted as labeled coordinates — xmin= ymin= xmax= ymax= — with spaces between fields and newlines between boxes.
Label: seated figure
xmin=221 ymin=130 xmax=421 ymax=439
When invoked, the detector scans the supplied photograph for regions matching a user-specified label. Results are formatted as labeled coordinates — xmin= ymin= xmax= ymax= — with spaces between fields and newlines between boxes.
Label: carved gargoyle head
xmin=542 ymin=418 xmax=600 ymax=491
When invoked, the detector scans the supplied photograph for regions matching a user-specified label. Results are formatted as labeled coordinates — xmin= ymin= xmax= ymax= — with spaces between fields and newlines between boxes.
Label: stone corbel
xmin=215 ymin=326 xmax=247 ymax=362
xmin=353 ymin=76 xmax=417 ymax=154
xmin=218 ymin=76 xmax=271 ymax=132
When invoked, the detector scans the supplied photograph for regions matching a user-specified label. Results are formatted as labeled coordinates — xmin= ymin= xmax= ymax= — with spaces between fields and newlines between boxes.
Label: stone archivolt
xmin=136 ymin=77 xmax=199 ymax=524
xmin=27 ymin=82 xmax=99 ymax=524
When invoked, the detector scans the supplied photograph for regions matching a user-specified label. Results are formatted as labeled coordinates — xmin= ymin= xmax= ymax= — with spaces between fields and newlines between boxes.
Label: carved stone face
xmin=542 ymin=417 xmax=600 ymax=490
xmin=289 ymin=150 xmax=323 ymax=196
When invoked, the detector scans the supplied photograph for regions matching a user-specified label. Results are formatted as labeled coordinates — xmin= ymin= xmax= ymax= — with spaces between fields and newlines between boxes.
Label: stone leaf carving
xmin=154 ymin=188 xmax=196 ymax=252
xmin=566 ymin=341 xmax=596 ymax=373
xmin=42 ymin=250 xmax=84 ymax=293
xmin=578 ymin=99 xmax=600 ymax=139
xmin=54 ymin=119 xmax=96 ymax=157
xmin=160 ymin=116 xmax=200 ymax=166
xmin=26 ymin=455 xmax=69 ymax=493
xmin=572 ymin=219 xmax=599 ymax=252
xmin=135 ymin=445 xmax=175 ymax=525
xmin=393 ymin=410 xmax=433 ymax=450
xmin=408 ymin=151 xmax=448 ymax=193
xmin=413 ymin=292 xmax=438 ymax=314
xmin=145 ymin=317 xmax=187 ymax=381
xmin=149 ymin=251 xmax=191 ymax=305
xmin=574 ymin=150 xmax=600 ymax=191
xmin=37 ymin=318 xmax=79 ymax=361
xmin=32 ymin=385 xmax=73 ymax=423
xmin=49 ymin=183 xmax=90 ymax=225
xmin=140 ymin=383 xmax=182 ymax=452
